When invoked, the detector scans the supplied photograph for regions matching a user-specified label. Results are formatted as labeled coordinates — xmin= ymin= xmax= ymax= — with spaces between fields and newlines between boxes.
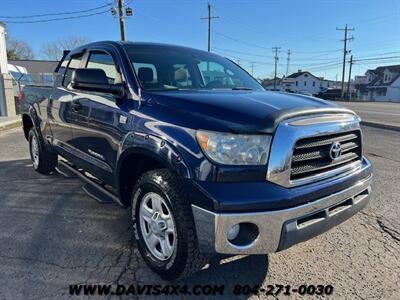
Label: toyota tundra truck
xmin=21 ymin=41 xmax=373 ymax=280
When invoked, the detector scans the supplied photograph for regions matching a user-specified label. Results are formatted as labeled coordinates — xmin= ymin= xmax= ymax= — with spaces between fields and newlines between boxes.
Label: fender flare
xmin=21 ymin=106 xmax=41 ymax=140
xmin=27 ymin=105 xmax=41 ymax=129
xmin=115 ymin=132 xmax=193 ymax=200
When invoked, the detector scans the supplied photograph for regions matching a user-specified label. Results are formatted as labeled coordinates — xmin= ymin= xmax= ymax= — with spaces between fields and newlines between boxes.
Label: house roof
xmin=286 ymin=71 xmax=320 ymax=80
xmin=365 ymin=64 xmax=400 ymax=87
xmin=367 ymin=64 xmax=400 ymax=76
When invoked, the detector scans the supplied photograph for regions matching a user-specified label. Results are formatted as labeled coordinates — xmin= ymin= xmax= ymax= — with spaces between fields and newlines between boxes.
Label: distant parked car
xmin=317 ymin=88 xmax=343 ymax=100
xmin=296 ymin=90 xmax=314 ymax=96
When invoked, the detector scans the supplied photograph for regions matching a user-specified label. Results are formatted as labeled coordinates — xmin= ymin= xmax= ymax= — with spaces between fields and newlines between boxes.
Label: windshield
xmin=124 ymin=44 xmax=264 ymax=92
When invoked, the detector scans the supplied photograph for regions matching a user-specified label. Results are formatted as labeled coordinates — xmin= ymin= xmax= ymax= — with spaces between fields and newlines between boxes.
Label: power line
xmin=306 ymin=62 xmax=343 ymax=72
xmin=292 ymin=59 xmax=343 ymax=68
xmin=0 ymin=3 xmax=112 ymax=19
xmin=2 ymin=9 xmax=110 ymax=24
xmin=212 ymin=47 xmax=273 ymax=58
xmin=212 ymin=49 xmax=274 ymax=65
xmin=212 ymin=31 xmax=270 ymax=50
xmin=292 ymin=49 xmax=342 ymax=54
xmin=212 ymin=5 xmax=273 ymax=38
xmin=353 ymin=56 xmax=400 ymax=62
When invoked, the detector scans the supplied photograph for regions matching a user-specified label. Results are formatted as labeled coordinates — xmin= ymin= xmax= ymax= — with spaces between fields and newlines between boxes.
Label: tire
xmin=131 ymin=169 xmax=208 ymax=280
xmin=28 ymin=128 xmax=58 ymax=174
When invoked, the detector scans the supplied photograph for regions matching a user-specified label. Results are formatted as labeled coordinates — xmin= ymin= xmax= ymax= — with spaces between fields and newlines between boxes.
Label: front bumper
xmin=192 ymin=173 xmax=372 ymax=254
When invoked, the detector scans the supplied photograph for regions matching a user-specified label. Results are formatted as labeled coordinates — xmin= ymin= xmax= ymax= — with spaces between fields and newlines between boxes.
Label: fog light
xmin=227 ymin=224 xmax=240 ymax=241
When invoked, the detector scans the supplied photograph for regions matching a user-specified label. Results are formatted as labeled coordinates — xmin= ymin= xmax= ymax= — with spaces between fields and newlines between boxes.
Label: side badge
xmin=119 ymin=115 xmax=128 ymax=124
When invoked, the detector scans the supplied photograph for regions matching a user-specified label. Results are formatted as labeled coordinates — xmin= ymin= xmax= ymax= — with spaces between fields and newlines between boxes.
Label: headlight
xmin=196 ymin=130 xmax=271 ymax=165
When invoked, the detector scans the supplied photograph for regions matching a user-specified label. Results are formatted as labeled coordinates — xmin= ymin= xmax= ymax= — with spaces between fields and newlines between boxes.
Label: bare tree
xmin=41 ymin=36 xmax=90 ymax=61
xmin=6 ymin=36 xmax=34 ymax=60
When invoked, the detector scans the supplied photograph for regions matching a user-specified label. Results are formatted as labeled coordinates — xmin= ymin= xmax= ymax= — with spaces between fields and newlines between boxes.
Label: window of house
xmin=313 ymin=81 xmax=315 ymax=87
xmin=304 ymin=81 xmax=307 ymax=86
xmin=295 ymin=81 xmax=298 ymax=86
xmin=376 ymin=89 xmax=387 ymax=96
xmin=63 ymin=53 xmax=84 ymax=87
xmin=86 ymin=51 xmax=121 ymax=84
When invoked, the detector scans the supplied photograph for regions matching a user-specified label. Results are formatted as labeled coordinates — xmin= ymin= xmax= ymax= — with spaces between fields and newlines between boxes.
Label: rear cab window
xmin=62 ymin=53 xmax=84 ymax=88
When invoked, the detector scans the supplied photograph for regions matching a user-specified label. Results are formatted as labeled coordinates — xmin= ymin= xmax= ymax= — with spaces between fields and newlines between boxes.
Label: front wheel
xmin=28 ymin=128 xmax=58 ymax=174
xmin=132 ymin=169 xmax=208 ymax=280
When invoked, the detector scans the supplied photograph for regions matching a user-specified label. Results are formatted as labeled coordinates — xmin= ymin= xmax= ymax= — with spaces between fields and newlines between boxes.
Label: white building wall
xmin=291 ymin=73 xmax=322 ymax=95
xmin=386 ymin=76 xmax=400 ymax=102
xmin=0 ymin=23 xmax=8 ymax=74
xmin=0 ymin=22 xmax=9 ymax=115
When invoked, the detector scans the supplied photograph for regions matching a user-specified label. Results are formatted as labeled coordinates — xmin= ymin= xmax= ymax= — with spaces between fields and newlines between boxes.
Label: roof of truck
xmin=70 ymin=40 xmax=213 ymax=55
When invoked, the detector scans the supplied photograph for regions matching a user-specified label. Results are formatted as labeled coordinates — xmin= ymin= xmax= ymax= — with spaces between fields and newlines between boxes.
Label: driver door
xmin=68 ymin=49 xmax=129 ymax=184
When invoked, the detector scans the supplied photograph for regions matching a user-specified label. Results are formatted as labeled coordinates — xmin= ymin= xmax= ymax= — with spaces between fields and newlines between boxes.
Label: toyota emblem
xmin=330 ymin=142 xmax=342 ymax=161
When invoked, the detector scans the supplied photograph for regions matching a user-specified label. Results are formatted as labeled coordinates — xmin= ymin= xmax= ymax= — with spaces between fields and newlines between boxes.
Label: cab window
xmin=86 ymin=51 xmax=121 ymax=84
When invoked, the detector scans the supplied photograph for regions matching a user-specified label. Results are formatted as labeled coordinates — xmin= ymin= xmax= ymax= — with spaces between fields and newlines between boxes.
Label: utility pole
xmin=272 ymin=47 xmax=281 ymax=90
xmin=336 ymin=24 xmax=354 ymax=98
xmin=347 ymin=55 xmax=353 ymax=101
xmin=118 ymin=0 xmax=126 ymax=41
xmin=201 ymin=3 xmax=219 ymax=52
xmin=286 ymin=49 xmax=291 ymax=76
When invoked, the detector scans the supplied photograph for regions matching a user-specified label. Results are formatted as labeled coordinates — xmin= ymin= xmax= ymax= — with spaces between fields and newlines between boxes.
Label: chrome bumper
xmin=192 ymin=174 xmax=372 ymax=255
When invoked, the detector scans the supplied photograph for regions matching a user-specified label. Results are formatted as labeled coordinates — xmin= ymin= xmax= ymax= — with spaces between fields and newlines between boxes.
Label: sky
xmin=1 ymin=0 xmax=400 ymax=80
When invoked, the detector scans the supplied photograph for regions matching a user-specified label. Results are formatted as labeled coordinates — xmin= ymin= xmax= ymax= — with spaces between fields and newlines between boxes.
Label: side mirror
xmin=71 ymin=68 xmax=124 ymax=97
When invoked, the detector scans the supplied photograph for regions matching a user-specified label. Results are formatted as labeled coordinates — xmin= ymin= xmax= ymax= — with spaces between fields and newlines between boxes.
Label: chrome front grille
xmin=290 ymin=130 xmax=362 ymax=180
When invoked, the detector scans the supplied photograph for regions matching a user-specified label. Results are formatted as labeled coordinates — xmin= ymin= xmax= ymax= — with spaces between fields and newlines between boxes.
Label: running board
xmin=82 ymin=183 xmax=114 ymax=204
xmin=58 ymin=160 xmax=118 ymax=205
xmin=56 ymin=162 xmax=78 ymax=178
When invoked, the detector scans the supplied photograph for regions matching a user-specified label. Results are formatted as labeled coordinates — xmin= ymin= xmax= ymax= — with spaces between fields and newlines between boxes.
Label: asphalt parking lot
xmin=0 ymin=125 xmax=399 ymax=299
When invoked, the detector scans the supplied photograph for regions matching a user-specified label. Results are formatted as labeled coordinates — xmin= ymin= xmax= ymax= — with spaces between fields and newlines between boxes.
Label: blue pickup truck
xmin=21 ymin=41 xmax=372 ymax=280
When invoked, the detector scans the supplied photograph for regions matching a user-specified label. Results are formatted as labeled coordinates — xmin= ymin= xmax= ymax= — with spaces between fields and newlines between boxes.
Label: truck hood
xmin=147 ymin=90 xmax=355 ymax=133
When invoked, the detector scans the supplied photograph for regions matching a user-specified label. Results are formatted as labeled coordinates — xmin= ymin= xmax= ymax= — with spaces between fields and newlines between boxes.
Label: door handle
xmin=71 ymin=100 xmax=83 ymax=112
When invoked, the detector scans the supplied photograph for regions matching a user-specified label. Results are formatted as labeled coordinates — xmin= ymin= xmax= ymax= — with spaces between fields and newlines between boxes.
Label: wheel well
xmin=22 ymin=114 xmax=33 ymax=140
xmin=118 ymin=153 xmax=168 ymax=207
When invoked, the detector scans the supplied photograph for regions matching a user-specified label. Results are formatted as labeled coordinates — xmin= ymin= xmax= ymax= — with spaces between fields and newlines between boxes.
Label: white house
xmin=355 ymin=65 xmax=400 ymax=102
xmin=282 ymin=70 xmax=333 ymax=95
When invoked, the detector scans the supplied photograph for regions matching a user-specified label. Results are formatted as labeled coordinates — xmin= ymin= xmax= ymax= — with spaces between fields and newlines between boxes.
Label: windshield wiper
xmin=231 ymin=87 xmax=253 ymax=90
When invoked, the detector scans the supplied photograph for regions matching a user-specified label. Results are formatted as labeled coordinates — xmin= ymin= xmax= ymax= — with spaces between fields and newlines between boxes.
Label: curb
xmin=361 ymin=121 xmax=400 ymax=132
xmin=0 ymin=120 xmax=22 ymax=132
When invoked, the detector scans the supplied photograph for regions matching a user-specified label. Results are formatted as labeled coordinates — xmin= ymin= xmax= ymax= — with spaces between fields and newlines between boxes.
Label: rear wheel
xmin=29 ymin=128 xmax=58 ymax=174
xmin=132 ymin=169 xmax=208 ymax=280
